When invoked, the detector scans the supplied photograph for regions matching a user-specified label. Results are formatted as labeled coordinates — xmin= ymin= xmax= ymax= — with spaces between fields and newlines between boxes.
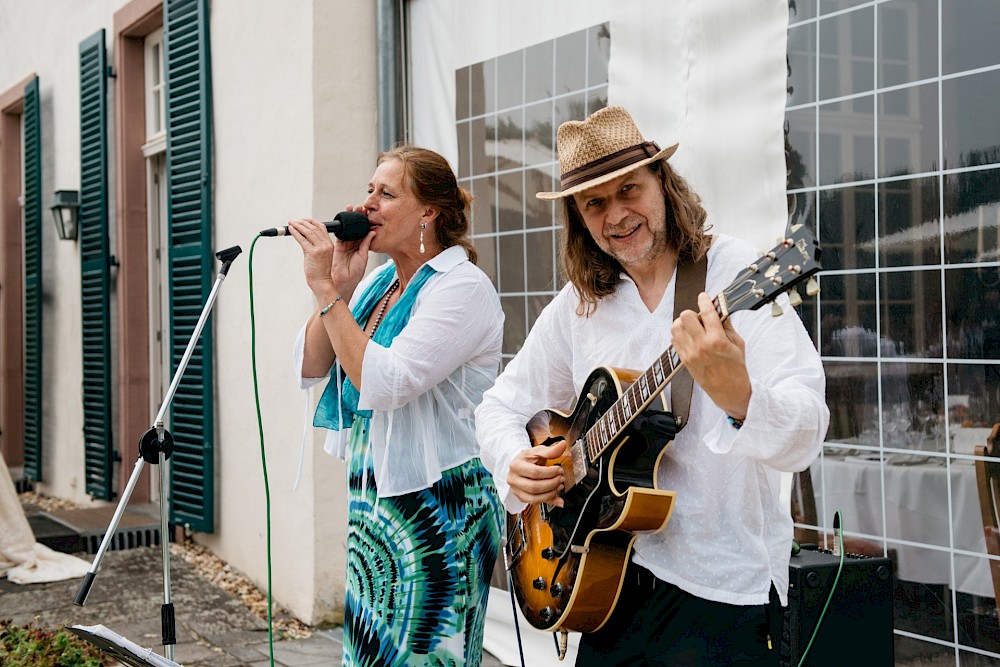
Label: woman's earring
xmin=419 ymin=222 xmax=426 ymax=254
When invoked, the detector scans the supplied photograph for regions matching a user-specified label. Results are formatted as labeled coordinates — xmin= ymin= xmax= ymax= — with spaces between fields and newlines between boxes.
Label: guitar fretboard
xmin=584 ymin=295 xmax=723 ymax=462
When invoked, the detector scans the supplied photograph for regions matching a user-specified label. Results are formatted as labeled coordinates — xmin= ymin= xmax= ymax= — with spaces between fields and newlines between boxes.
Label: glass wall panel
xmin=943 ymin=167 xmax=1000 ymax=265
xmin=878 ymin=176 xmax=940 ymax=267
xmin=942 ymin=69 xmax=1000 ymax=170
xmin=877 ymin=0 xmax=937 ymax=88
xmin=942 ymin=0 xmax=1000 ymax=75
xmin=819 ymin=184 xmax=876 ymax=270
xmin=459 ymin=24 xmax=610 ymax=362
xmin=818 ymin=96 xmax=875 ymax=184
xmin=878 ymin=82 xmax=938 ymax=177
xmin=879 ymin=269 xmax=942 ymax=358
xmin=818 ymin=7 xmax=874 ymax=100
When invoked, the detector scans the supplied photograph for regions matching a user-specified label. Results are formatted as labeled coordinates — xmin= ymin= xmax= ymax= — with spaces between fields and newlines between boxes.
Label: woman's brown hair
xmin=560 ymin=159 xmax=710 ymax=315
xmin=378 ymin=145 xmax=478 ymax=264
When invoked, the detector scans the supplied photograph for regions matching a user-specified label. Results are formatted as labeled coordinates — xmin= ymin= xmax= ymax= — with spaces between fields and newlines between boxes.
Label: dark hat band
xmin=560 ymin=141 xmax=662 ymax=191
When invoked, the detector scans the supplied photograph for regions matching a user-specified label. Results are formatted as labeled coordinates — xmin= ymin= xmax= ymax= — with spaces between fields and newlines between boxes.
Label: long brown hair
xmin=377 ymin=146 xmax=477 ymax=264
xmin=560 ymin=159 xmax=710 ymax=315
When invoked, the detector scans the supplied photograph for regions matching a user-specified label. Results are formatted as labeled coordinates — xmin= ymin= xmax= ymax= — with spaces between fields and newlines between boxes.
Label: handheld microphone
xmin=260 ymin=210 xmax=372 ymax=241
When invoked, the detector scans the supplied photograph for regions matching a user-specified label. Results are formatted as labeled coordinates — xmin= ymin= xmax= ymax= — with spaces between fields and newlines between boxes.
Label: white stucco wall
xmin=0 ymin=0 xmax=379 ymax=627
xmin=1 ymin=0 xmax=125 ymax=505
xmin=204 ymin=0 xmax=378 ymax=626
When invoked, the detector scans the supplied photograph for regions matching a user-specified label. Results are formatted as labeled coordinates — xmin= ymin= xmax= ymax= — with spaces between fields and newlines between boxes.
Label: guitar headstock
xmin=721 ymin=224 xmax=822 ymax=317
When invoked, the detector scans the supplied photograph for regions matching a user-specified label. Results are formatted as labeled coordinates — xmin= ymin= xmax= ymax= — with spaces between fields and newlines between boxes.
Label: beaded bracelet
xmin=319 ymin=295 xmax=343 ymax=317
xmin=726 ymin=415 xmax=744 ymax=430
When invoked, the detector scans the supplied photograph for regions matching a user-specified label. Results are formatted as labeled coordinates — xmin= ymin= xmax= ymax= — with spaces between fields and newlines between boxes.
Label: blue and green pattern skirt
xmin=342 ymin=420 xmax=502 ymax=667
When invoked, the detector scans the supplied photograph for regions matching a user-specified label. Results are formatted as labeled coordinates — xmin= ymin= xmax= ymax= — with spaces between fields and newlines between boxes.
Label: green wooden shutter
xmin=79 ymin=29 xmax=114 ymax=500
xmin=23 ymin=77 xmax=43 ymax=482
xmin=165 ymin=0 xmax=214 ymax=532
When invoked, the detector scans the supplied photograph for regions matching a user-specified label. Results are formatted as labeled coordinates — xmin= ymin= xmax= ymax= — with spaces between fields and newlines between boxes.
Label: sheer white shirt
xmin=295 ymin=245 xmax=503 ymax=497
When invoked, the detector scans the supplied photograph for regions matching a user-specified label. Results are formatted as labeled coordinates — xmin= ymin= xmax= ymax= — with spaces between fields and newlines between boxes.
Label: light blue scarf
xmin=313 ymin=262 xmax=437 ymax=430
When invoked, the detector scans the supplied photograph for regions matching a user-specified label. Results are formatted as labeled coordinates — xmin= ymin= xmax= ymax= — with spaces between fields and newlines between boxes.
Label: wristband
xmin=726 ymin=415 xmax=744 ymax=430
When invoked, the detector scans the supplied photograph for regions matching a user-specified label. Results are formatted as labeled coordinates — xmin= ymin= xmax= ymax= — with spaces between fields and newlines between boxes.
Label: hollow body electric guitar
xmin=505 ymin=225 xmax=822 ymax=635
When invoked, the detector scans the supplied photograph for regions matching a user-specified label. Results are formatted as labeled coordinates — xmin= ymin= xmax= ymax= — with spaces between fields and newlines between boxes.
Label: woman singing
xmin=290 ymin=146 xmax=503 ymax=666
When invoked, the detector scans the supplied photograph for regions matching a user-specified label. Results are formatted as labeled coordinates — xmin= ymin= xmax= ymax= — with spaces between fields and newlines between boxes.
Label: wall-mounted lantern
xmin=50 ymin=190 xmax=80 ymax=241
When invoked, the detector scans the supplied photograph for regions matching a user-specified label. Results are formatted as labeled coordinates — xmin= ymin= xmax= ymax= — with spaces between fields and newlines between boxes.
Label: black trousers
xmin=575 ymin=563 xmax=783 ymax=667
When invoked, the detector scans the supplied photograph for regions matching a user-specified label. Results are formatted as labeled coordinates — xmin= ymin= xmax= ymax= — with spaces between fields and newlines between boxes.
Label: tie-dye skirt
xmin=342 ymin=420 xmax=502 ymax=667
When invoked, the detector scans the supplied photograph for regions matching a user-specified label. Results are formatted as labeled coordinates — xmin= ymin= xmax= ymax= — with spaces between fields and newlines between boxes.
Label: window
xmin=456 ymin=24 xmax=610 ymax=361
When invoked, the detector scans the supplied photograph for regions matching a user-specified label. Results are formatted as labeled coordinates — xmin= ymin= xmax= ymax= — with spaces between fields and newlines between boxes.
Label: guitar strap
xmin=670 ymin=241 xmax=710 ymax=431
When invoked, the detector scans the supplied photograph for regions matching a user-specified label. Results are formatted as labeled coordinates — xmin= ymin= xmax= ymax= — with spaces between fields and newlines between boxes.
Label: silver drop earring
xmin=419 ymin=222 xmax=426 ymax=254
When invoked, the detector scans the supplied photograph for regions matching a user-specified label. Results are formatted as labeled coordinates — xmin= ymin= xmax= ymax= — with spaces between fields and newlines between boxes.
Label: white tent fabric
xmin=0 ymin=456 xmax=90 ymax=584
xmin=407 ymin=1 xmax=791 ymax=662
xmin=409 ymin=0 xmax=790 ymax=252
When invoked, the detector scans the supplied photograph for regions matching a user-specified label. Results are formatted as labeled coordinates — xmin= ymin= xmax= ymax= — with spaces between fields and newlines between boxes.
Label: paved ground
xmin=1 ymin=545 xmax=505 ymax=666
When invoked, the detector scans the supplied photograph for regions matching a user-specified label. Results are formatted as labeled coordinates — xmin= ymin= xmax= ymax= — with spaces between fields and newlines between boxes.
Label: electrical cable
xmin=247 ymin=233 xmax=276 ymax=667
xmin=797 ymin=510 xmax=844 ymax=667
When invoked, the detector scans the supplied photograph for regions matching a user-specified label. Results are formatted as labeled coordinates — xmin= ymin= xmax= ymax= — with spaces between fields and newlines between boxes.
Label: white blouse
xmin=474 ymin=234 xmax=830 ymax=606
xmin=294 ymin=245 xmax=503 ymax=497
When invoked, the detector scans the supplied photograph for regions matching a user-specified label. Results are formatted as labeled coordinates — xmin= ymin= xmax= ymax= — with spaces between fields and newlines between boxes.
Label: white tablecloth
xmin=810 ymin=456 xmax=993 ymax=598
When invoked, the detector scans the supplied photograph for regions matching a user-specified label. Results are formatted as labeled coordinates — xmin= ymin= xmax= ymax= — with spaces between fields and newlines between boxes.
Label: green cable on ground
xmin=247 ymin=233 xmax=275 ymax=667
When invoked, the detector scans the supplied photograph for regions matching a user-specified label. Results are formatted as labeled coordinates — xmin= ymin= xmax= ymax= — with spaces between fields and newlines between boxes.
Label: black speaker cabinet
xmin=780 ymin=547 xmax=894 ymax=666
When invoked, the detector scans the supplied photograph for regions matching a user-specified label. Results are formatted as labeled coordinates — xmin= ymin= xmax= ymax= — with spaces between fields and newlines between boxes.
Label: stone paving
xmin=0 ymin=546 xmax=504 ymax=666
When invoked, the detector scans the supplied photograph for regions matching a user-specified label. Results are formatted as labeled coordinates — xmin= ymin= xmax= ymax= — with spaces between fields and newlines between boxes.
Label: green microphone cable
xmin=797 ymin=509 xmax=844 ymax=667
xmin=247 ymin=232 xmax=276 ymax=667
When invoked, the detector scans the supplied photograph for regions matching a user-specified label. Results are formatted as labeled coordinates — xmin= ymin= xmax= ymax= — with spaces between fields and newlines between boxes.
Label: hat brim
xmin=535 ymin=143 xmax=679 ymax=200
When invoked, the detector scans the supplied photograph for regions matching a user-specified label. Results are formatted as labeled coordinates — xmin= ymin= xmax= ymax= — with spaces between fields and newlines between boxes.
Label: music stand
xmin=73 ymin=246 xmax=242 ymax=663
xmin=66 ymin=625 xmax=184 ymax=667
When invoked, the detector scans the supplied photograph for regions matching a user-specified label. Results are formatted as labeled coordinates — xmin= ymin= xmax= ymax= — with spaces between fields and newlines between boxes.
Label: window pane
xmin=943 ymin=167 xmax=1000 ymax=265
xmin=944 ymin=268 xmax=1000 ymax=361
xmin=497 ymin=170 xmax=523 ymax=233
xmin=878 ymin=176 xmax=940 ymax=267
xmin=525 ymin=229 xmax=555 ymax=292
xmin=555 ymin=29 xmax=586 ymax=95
xmin=824 ymin=360 xmax=880 ymax=442
xmin=880 ymin=269 xmax=942 ymax=357
xmin=877 ymin=83 xmax=938 ymax=177
xmin=819 ymin=184 xmax=876 ymax=270
xmin=498 ymin=233 xmax=525 ymax=293
xmin=818 ymin=8 xmax=874 ymax=100
xmin=819 ymin=272 xmax=878 ymax=356
xmin=497 ymin=50 xmax=523 ymax=110
xmin=788 ymin=22 xmax=817 ymax=106
xmin=878 ymin=0 xmax=938 ymax=87
xmin=818 ymin=96 xmax=874 ymax=185
xmin=942 ymin=69 xmax=1000 ymax=171
xmin=942 ymin=0 xmax=1000 ymax=75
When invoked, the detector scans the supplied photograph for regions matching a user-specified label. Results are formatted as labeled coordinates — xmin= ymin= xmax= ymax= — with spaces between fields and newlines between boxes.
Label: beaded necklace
xmin=368 ymin=279 xmax=400 ymax=339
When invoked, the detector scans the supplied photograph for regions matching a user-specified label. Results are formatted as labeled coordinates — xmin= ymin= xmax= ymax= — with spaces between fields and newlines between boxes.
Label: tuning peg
xmin=771 ymin=301 xmax=783 ymax=317
xmin=787 ymin=288 xmax=803 ymax=307
xmin=805 ymin=277 xmax=820 ymax=296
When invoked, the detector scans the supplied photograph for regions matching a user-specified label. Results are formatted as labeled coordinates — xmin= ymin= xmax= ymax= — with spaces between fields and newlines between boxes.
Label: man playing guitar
xmin=475 ymin=105 xmax=829 ymax=666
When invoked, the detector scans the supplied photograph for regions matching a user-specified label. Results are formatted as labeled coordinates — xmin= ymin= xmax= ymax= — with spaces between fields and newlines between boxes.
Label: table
xmin=809 ymin=455 xmax=994 ymax=599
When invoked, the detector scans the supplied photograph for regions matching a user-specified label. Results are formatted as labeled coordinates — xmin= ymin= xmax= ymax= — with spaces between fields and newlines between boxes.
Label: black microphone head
xmin=332 ymin=210 xmax=373 ymax=241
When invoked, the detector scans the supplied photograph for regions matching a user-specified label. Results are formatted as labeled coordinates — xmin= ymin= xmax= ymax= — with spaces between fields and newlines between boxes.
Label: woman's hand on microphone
xmin=287 ymin=217 xmax=370 ymax=304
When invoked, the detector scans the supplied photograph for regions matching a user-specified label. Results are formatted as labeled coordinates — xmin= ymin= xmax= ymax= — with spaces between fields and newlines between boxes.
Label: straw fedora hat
xmin=536 ymin=105 xmax=678 ymax=200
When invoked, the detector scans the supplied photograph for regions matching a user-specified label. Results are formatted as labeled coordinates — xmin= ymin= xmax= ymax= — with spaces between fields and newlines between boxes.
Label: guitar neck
xmin=584 ymin=294 xmax=729 ymax=462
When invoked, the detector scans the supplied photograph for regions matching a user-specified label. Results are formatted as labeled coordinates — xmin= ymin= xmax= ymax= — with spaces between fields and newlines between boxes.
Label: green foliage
xmin=0 ymin=618 xmax=112 ymax=667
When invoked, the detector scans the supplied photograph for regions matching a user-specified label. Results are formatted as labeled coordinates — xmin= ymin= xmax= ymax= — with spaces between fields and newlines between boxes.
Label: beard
xmin=597 ymin=215 xmax=671 ymax=268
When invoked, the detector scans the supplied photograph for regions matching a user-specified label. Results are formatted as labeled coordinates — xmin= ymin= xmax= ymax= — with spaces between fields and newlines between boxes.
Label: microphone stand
xmin=74 ymin=245 xmax=243 ymax=663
